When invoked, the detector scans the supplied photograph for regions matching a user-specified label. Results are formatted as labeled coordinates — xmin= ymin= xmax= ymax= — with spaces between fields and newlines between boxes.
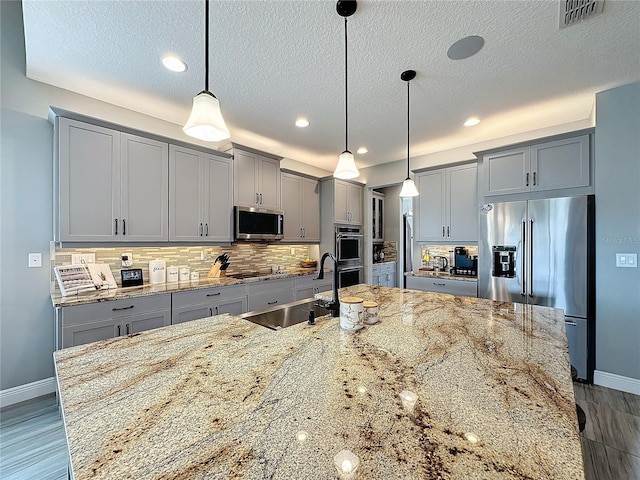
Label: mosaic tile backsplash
xmin=52 ymin=243 xmax=319 ymax=292
xmin=418 ymin=245 xmax=478 ymax=270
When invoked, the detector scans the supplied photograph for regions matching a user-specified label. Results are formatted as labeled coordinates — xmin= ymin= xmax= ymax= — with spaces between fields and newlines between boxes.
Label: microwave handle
xmin=278 ymin=215 xmax=283 ymax=235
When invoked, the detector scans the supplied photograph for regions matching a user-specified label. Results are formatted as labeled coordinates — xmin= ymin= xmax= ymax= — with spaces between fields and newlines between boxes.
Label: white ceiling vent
xmin=559 ymin=0 xmax=604 ymax=28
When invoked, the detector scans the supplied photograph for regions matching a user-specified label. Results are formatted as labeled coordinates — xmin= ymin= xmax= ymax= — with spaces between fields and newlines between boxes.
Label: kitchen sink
xmin=240 ymin=298 xmax=331 ymax=330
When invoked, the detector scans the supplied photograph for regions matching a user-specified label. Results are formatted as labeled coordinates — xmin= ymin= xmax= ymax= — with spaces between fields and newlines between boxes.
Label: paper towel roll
xmin=149 ymin=259 xmax=166 ymax=284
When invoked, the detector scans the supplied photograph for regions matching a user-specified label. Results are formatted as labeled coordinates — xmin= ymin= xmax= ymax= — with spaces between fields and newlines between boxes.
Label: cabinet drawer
xmin=246 ymin=278 xmax=294 ymax=295
xmin=406 ymin=276 xmax=477 ymax=297
xmin=247 ymin=289 xmax=295 ymax=312
xmin=380 ymin=263 xmax=396 ymax=275
xmin=294 ymin=274 xmax=325 ymax=288
xmin=172 ymin=284 xmax=246 ymax=308
xmin=61 ymin=294 xmax=171 ymax=326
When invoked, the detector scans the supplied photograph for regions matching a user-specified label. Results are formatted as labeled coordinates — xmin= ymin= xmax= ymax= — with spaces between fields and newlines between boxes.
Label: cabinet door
xmin=281 ymin=173 xmax=302 ymax=241
xmin=334 ymin=180 xmax=349 ymax=223
xmin=347 ymin=184 xmax=363 ymax=224
xmin=58 ymin=118 xmax=120 ymax=241
xmin=62 ymin=318 xmax=120 ymax=348
xmin=234 ymin=150 xmax=258 ymax=206
xmin=372 ymin=195 xmax=384 ymax=241
xmin=300 ymin=178 xmax=320 ymax=241
xmin=172 ymin=303 xmax=213 ymax=325
xmin=169 ymin=145 xmax=204 ymax=241
xmin=531 ymin=135 xmax=589 ymax=192
xmin=125 ymin=309 xmax=171 ymax=334
xmin=215 ymin=296 xmax=247 ymax=316
xmin=258 ymin=156 xmax=281 ymax=209
xmin=121 ymin=134 xmax=169 ymax=241
xmin=247 ymin=288 xmax=295 ymax=312
xmin=415 ymin=171 xmax=445 ymax=241
xmin=447 ymin=164 xmax=478 ymax=242
xmin=484 ymin=148 xmax=530 ymax=195
xmin=203 ymin=154 xmax=233 ymax=242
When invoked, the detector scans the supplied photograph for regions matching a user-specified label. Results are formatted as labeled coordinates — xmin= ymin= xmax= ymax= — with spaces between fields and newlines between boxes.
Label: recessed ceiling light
xmin=357 ymin=147 xmax=368 ymax=154
xmin=463 ymin=117 xmax=480 ymax=127
xmin=295 ymin=118 xmax=310 ymax=128
xmin=447 ymin=35 xmax=484 ymax=60
xmin=162 ymin=54 xmax=187 ymax=72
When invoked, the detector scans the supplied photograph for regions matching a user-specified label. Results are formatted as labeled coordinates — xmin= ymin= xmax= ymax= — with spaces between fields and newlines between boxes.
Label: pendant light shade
xmin=400 ymin=69 xmax=418 ymax=197
xmin=183 ymin=0 xmax=230 ymax=142
xmin=334 ymin=1 xmax=359 ymax=179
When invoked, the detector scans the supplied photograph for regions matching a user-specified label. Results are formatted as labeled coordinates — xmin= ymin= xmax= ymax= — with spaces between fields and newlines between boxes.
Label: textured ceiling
xmin=21 ymin=0 xmax=640 ymax=173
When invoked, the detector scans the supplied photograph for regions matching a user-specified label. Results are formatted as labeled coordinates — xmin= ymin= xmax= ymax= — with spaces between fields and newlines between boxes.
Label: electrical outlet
xmin=121 ymin=253 xmax=133 ymax=267
xmin=71 ymin=253 xmax=95 ymax=265
xmin=28 ymin=253 xmax=42 ymax=268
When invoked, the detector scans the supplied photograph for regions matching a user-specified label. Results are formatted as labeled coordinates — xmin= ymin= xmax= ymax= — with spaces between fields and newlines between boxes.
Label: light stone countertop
xmin=51 ymin=268 xmax=321 ymax=308
xmin=54 ymin=285 xmax=584 ymax=480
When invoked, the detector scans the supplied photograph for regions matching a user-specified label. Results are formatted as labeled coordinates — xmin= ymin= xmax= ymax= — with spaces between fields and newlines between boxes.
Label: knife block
xmin=207 ymin=263 xmax=225 ymax=278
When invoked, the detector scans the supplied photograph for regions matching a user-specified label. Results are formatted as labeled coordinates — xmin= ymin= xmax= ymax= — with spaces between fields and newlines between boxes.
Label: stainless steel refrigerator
xmin=478 ymin=195 xmax=595 ymax=381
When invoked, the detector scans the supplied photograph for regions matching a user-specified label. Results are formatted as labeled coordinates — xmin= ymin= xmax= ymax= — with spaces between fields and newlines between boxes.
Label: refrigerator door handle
xmin=521 ymin=219 xmax=527 ymax=296
xmin=529 ymin=218 xmax=534 ymax=297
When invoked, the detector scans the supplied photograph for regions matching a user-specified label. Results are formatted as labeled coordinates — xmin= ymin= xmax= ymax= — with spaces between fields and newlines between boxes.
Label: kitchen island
xmin=54 ymin=285 xmax=584 ymax=479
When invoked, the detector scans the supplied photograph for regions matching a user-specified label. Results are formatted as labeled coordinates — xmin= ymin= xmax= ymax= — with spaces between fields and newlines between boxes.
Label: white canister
xmin=179 ymin=267 xmax=190 ymax=283
xmin=149 ymin=259 xmax=166 ymax=284
xmin=363 ymin=301 xmax=379 ymax=325
xmin=190 ymin=271 xmax=199 ymax=281
xmin=340 ymin=297 xmax=364 ymax=330
xmin=166 ymin=266 xmax=179 ymax=283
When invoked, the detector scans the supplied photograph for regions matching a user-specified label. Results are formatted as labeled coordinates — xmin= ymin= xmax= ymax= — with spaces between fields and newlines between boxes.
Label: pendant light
xmin=399 ymin=70 xmax=419 ymax=197
xmin=183 ymin=0 xmax=230 ymax=142
xmin=333 ymin=1 xmax=359 ymax=180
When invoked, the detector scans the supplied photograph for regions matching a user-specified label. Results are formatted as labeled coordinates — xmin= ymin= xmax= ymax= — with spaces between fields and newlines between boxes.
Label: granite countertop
xmin=407 ymin=270 xmax=478 ymax=282
xmin=51 ymin=268 xmax=321 ymax=308
xmin=54 ymin=285 xmax=583 ymax=479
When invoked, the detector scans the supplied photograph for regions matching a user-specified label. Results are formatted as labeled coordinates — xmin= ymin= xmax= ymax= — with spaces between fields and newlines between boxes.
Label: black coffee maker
xmin=453 ymin=247 xmax=477 ymax=276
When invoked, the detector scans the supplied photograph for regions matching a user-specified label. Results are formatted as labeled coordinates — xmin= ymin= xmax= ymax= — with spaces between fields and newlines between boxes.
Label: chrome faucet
xmin=317 ymin=252 xmax=340 ymax=317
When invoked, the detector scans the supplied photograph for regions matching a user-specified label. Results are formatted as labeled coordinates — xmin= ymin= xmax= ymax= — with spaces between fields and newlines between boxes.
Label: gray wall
xmin=380 ymin=185 xmax=402 ymax=243
xmin=594 ymin=82 xmax=640 ymax=381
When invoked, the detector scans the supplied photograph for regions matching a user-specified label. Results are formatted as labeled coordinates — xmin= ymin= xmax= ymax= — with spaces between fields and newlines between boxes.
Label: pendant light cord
xmin=204 ymin=0 xmax=209 ymax=92
xmin=344 ymin=17 xmax=349 ymax=152
xmin=407 ymin=79 xmax=410 ymax=178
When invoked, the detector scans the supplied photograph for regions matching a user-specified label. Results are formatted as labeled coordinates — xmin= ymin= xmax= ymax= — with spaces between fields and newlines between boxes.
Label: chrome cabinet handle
xmin=447 ymin=226 xmax=450 ymax=237
xmin=209 ymin=307 xmax=212 ymax=316
xmin=300 ymin=227 xmax=303 ymax=238
xmin=521 ymin=220 xmax=527 ymax=296
xmin=114 ymin=219 xmax=118 ymax=235
xmin=205 ymin=223 xmax=209 ymax=236
xmin=125 ymin=324 xmax=130 ymax=335
xmin=433 ymin=282 xmax=446 ymax=286
xmin=529 ymin=218 xmax=534 ymax=297
xmin=302 ymin=227 xmax=306 ymax=237
xmin=256 ymin=193 xmax=259 ymax=204
xmin=215 ymin=306 xmax=219 ymax=315
xmin=526 ymin=172 xmax=530 ymax=187
xmin=112 ymin=305 xmax=134 ymax=311
xmin=206 ymin=292 xmax=221 ymax=297
xmin=122 ymin=219 xmax=126 ymax=235
xmin=442 ymin=226 xmax=445 ymax=237
xmin=199 ymin=223 xmax=203 ymax=236
xmin=533 ymin=171 xmax=537 ymax=186
xmin=267 ymin=300 xmax=278 ymax=305
xmin=117 ymin=325 xmax=121 ymax=336
xmin=259 ymin=193 xmax=263 ymax=204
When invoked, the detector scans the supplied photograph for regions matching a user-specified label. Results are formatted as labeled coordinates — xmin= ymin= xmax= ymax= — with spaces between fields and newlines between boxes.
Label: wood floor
xmin=1 ymin=386 xmax=639 ymax=479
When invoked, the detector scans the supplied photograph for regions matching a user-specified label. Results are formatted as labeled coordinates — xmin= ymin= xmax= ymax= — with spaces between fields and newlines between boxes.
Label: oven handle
xmin=336 ymin=234 xmax=363 ymax=239
xmin=337 ymin=266 xmax=364 ymax=272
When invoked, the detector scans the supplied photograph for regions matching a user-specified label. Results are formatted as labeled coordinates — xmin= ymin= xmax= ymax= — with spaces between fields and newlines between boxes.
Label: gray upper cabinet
xmin=334 ymin=179 xmax=363 ymax=224
xmin=281 ymin=172 xmax=319 ymax=242
xmin=372 ymin=193 xmax=384 ymax=243
xmin=56 ymin=117 xmax=168 ymax=242
xmin=169 ymin=145 xmax=233 ymax=242
xmin=484 ymin=135 xmax=590 ymax=196
xmin=232 ymin=146 xmax=281 ymax=210
xmin=415 ymin=163 xmax=478 ymax=243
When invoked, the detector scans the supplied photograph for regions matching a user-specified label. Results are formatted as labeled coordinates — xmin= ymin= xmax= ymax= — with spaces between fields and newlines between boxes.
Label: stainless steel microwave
xmin=235 ymin=206 xmax=284 ymax=241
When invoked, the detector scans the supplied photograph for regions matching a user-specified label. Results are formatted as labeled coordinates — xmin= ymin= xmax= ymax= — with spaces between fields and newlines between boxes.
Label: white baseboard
xmin=0 ymin=377 xmax=57 ymax=408
xmin=594 ymin=370 xmax=640 ymax=395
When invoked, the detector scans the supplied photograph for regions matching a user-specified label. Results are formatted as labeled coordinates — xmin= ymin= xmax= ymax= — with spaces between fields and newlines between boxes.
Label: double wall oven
xmin=335 ymin=226 xmax=363 ymax=287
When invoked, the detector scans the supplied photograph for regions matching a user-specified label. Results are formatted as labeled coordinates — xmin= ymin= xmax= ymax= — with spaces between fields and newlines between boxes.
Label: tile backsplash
xmin=418 ymin=245 xmax=477 ymax=270
xmin=51 ymin=243 xmax=319 ymax=293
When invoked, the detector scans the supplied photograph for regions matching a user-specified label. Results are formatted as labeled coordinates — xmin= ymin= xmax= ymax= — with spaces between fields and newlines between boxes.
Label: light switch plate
xmin=71 ymin=253 xmax=95 ymax=265
xmin=616 ymin=253 xmax=637 ymax=268
xmin=28 ymin=253 xmax=42 ymax=268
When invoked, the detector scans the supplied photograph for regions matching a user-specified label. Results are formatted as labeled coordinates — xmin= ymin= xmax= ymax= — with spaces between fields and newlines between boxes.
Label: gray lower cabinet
xmin=57 ymin=294 xmax=171 ymax=349
xmin=171 ymin=284 xmax=247 ymax=324
xmin=372 ymin=263 xmax=396 ymax=288
xmin=405 ymin=276 xmax=477 ymax=297
xmin=55 ymin=117 xmax=169 ymax=242
xmin=169 ymin=145 xmax=233 ymax=242
xmin=294 ymin=274 xmax=332 ymax=300
xmin=483 ymin=134 xmax=590 ymax=196
xmin=246 ymin=278 xmax=295 ymax=312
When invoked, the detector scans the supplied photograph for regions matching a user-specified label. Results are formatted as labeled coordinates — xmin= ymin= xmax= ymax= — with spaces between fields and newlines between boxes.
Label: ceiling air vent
xmin=559 ymin=0 xmax=604 ymax=28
